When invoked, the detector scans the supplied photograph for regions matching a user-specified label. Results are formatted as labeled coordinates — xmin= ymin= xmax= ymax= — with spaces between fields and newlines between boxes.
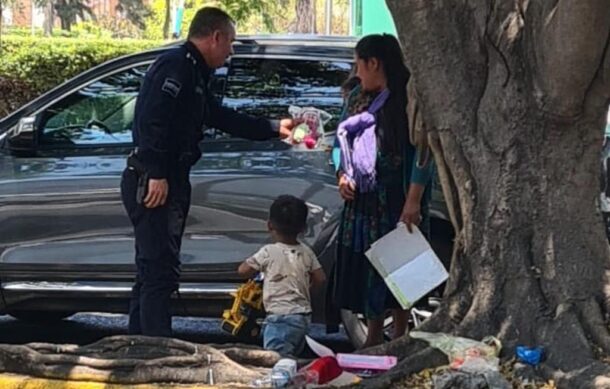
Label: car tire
xmin=341 ymin=299 xmax=441 ymax=349
xmin=9 ymin=310 xmax=75 ymax=324
xmin=340 ymin=309 xmax=368 ymax=349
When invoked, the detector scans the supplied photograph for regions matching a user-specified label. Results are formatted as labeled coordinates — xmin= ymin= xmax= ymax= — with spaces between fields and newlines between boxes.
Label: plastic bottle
xmin=270 ymin=358 xmax=297 ymax=388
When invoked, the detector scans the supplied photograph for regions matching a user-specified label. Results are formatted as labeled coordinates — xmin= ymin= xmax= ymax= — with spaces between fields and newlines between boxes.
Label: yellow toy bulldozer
xmin=221 ymin=275 xmax=265 ymax=338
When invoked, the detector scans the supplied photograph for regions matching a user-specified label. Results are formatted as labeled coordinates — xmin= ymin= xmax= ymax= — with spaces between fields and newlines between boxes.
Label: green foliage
xmin=54 ymin=0 xmax=95 ymax=31
xmin=218 ymin=0 xmax=277 ymax=31
xmin=96 ymin=15 xmax=148 ymax=39
xmin=116 ymin=0 xmax=151 ymax=31
xmin=70 ymin=21 xmax=113 ymax=38
xmin=142 ymin=0 xmax=167 ymax=40
xmin=0 ymin=36 xmax=160 ymax=94
xmin=4 ymin=19 xmax=150 ymax=39
xmin=144 ymin=0 xmax=286 ymax=39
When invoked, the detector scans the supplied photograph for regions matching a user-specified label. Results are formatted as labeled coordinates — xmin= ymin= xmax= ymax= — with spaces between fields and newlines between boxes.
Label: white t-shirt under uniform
xmin=246 ymin=242 xmax=322 ymax=315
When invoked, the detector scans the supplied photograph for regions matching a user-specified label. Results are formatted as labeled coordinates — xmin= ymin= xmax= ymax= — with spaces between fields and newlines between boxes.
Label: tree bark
xmin=0 ymin=336 xmax=280 ymax=385
xmin=162 ymin=0 xmax=170 ymax=39
xmin=385 ymin=0 xmax=610 ymax=387
xmin=43 ymin=1 xmax=54 ymax=36
xmin=292 ymin=0 xmax=316 ymax=34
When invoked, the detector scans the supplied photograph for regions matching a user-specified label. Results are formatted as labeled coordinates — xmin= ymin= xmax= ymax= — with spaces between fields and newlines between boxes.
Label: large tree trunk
xmin=292 ymin=0 xmax=316 ymax=34
xmin=162 ymin=0 xmax=170 ymax=39
xmin=380 ymin=1 xmax=610 ymax=387
xmin=43 ymin=1 xmax=54 ymax=36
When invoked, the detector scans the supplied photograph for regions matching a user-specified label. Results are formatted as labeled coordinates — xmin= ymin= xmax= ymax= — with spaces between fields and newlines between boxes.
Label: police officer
xmin=121 ymin=7 xmax=293 ymax=337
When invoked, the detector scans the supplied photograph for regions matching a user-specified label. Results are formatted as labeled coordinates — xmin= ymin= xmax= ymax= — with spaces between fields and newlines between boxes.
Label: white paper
xmin=305 ymin=335 xmax=336 ymax=358
xmin=365 ymin=223 xmax=449 ymax=309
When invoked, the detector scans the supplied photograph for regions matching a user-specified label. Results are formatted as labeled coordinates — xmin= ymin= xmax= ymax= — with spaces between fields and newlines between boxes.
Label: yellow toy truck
xmin=221 ymin=276 xmax=265 ymax=338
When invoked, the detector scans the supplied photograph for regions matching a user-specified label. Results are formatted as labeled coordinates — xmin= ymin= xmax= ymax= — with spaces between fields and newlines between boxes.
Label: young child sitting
xmin=238 ymin=195 xmax=326 ymax=357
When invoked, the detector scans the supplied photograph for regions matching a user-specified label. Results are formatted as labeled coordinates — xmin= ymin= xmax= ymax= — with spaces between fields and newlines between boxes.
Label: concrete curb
xmin=0 ymin=373 xmax=224 ymax=389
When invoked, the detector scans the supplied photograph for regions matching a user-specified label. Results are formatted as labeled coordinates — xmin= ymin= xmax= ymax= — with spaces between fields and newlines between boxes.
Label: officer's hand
xmin=278 ymin=118 xmax=294 ymax=139
xmin=144 ymin=179 xmax=168 ymax=209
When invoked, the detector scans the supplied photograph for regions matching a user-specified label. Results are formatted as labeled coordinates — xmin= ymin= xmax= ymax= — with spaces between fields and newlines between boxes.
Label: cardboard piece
xmin=365 ymin=223 xmax=449 ymax=309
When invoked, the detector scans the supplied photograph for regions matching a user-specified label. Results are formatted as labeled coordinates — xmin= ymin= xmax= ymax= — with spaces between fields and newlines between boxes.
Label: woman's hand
xmin=400 ymin=199 xmax=421 ymax=233
xmin=338 ymin=172 xmax=356 ymax=201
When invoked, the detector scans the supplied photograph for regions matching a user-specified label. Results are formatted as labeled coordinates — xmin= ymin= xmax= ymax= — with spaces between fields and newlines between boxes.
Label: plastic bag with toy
xmin=286 ymin=106 xmax=333 ymax=150
xmin=410 ymin=331 xmax=502 ymax=373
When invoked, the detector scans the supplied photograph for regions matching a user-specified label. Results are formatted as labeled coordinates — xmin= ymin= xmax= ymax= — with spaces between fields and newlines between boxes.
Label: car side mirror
xmin=7 ymin=116 xmax=37 ymax=156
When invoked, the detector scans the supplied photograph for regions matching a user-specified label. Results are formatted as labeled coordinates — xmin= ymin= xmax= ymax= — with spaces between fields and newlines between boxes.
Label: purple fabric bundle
xmin=337 ymin=89 xmax=390 ymax=193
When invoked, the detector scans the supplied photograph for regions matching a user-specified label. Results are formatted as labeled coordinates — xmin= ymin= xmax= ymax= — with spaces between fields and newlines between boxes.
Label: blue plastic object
xmin=516 ymin=346 xmax=544 ymax=365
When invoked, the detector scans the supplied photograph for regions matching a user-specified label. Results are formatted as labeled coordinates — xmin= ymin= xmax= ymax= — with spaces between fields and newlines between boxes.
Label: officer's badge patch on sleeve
xmin=161 ymin=78 xmax=181 ymax=98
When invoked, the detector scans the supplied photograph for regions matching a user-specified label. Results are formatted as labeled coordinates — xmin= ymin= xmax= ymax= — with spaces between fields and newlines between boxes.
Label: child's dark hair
xmin=269 ymin=195 xmax=308 ymax=237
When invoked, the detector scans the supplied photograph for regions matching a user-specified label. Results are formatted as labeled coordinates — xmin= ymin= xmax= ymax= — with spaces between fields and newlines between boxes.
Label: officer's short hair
xmin=269 ymin=195 xmax=308 ymax=237
xmin=188 ymin=7 xmax=235 ymax=39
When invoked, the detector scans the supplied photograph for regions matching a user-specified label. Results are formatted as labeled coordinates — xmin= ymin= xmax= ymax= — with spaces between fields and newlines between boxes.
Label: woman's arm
xmin=401 ymin=148 xmax=435 ymax=231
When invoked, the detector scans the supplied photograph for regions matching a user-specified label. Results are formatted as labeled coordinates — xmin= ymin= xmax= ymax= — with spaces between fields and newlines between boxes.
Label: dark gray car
xmin=0 ymin=36 xmax=454 ymax=347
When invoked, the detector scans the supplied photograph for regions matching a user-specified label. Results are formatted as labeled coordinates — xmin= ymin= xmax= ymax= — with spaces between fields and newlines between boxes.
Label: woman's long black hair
xmin=355 ymin=34 xmax=409 ymax=157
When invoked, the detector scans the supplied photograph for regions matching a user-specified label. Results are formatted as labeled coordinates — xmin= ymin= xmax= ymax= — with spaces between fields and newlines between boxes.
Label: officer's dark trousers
xmin=120 ymin=166 xmax=191 ymax=337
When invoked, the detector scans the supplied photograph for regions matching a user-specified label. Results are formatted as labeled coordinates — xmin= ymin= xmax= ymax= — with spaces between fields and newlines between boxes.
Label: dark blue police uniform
xmin=121 ymin=41 xmax=279 ymax=337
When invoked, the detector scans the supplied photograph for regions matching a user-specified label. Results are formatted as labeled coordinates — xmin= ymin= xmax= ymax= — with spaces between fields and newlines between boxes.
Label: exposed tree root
xmin=580 ymin=298 xmax=610 ymax=356
xmin=357 ymin=334 xmax=430 ymax=360
xmin=359 ymin=347 xmax=447 ymax=389
xmin=218 ymin=347 xmax=281 ymax=368
xmin=353 ymin=299 xmax=610 ymax=389
xmin=0 ymin=335 xmax=267 ymax=385
xmin=540 ymin=360 xmax=610 ymax=389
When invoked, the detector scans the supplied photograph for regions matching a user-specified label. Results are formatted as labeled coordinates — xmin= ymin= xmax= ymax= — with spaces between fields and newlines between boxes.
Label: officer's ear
xmin=211 ymin=29 xmax=222 ymax=44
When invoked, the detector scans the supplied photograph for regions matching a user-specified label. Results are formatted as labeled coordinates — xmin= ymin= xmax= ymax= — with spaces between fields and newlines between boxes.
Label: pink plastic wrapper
xmin=336 ymin=353 xmax=397 ymax=371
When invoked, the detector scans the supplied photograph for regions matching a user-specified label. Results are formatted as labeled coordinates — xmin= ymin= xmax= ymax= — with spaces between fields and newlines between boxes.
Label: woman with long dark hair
xmin=333 ymin=34 xmax=434 ymax=347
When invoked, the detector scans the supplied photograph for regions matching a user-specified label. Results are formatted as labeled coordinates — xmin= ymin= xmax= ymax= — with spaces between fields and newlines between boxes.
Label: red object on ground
xmin=304 ymin=356 xmax=343 ymax=384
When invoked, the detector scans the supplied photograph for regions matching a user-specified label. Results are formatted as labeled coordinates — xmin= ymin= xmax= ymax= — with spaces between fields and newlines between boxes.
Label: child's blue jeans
xmin=263 ymin=313 xmax=311 ymax=357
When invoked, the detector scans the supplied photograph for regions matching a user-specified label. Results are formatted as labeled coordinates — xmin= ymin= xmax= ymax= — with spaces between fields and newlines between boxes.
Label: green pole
xmin=352 ymin=0 xmax=363 ymax=36
xmin=359 ymin=0 xmax=397 ymax=36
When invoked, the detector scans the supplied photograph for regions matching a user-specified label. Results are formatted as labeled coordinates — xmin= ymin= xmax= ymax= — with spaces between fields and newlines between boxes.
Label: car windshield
xmin=220 ymin=57 xmax=351 ymax=131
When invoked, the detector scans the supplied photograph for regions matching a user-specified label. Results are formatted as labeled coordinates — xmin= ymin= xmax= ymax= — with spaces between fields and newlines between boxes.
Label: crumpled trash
xmin=411 ymin=331 xmax=502 ymax=372
xmin=433 ymin=370 xmax=511 ymax=389
xmin=412 ymin=331 xmax=510 ymax=389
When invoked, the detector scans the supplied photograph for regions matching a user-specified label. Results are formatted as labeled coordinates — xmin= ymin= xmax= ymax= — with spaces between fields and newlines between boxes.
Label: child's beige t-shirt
xmin=245 ymin=242 xmax=321 ymax=315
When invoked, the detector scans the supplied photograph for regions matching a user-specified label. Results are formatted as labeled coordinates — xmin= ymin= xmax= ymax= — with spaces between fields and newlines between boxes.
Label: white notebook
xmin=365 ymin=223 xmax=449 ymax=309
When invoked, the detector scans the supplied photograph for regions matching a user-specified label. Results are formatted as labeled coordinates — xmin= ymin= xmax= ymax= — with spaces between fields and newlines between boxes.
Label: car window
xmin=204 ymin=57 xmax=351 ymax=141
xmin=38 ymin=65 xmax=149 ymax=147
